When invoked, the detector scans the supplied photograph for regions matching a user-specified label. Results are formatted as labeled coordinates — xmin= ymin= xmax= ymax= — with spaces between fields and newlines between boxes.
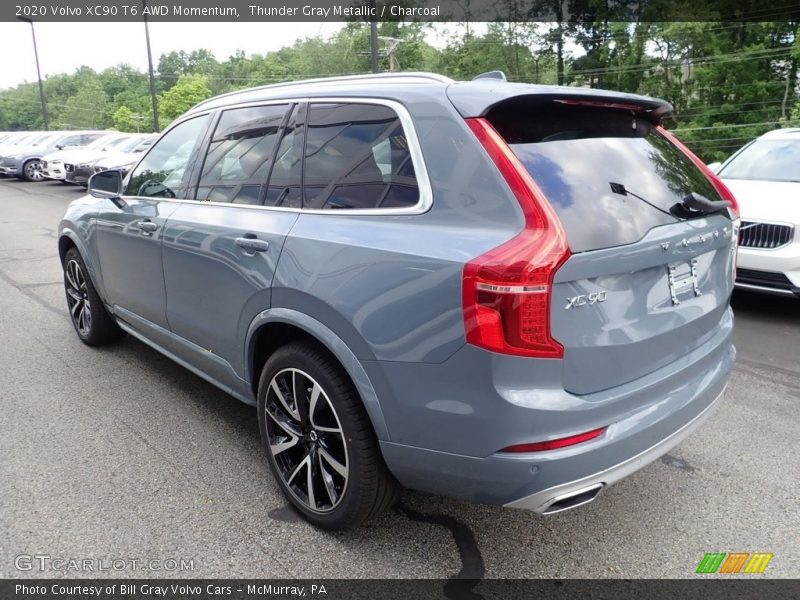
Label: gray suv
xmin=58 ymin=72 xmax=738 ymax=530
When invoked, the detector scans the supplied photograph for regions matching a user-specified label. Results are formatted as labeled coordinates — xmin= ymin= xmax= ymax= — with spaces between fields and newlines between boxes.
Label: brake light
xmin=555 ymin=99 xmax=644 ymax=112
xmin=463 ymin=118 xmax=570 ymax=359
xmin=500 ymin=427 xmax=607 ymax=453
xmin=657 ymin=126 xmax=740 ymax=218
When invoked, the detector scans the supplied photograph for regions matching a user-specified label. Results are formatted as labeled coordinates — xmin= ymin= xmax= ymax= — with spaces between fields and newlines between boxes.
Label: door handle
xmin=136 ymin=220 xmax=158 ymax=233
xmin=235 ymin=236 xmax=269 ymax=252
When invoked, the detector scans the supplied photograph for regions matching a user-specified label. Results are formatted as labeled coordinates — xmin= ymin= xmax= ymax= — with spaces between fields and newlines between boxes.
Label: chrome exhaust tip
xmin=541 ymin=483 xmax=603 ymax=515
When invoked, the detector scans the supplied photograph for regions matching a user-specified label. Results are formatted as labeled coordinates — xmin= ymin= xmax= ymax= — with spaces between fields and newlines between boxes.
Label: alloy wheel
xmin=25 ymin=161 xmax=44 ymax=181
xmin=65 ymin=259 xmax=92 ymax=336
xmin=264 ymin=368 xmax=348 ymax=513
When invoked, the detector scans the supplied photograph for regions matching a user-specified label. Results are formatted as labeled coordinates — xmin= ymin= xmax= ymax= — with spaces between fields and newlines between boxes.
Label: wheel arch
xmin=245 ymin=308 xmax=390 ymax=441
xmin=20 ymin=156 xmax=44 ymax=179
xmin=58 ymin=228 xmax=108 ymax=303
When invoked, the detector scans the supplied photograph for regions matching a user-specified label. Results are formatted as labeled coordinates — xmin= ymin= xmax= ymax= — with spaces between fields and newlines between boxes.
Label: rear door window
xmin=197 ymin=103 xmax=291 ymax=204
xmin=487 ymin=101 xmax=721 ymax=252
xmin=302 ymin=102 xmax=419 ymax=210
xmin=263 ymin=104 xmax=304 ymax=208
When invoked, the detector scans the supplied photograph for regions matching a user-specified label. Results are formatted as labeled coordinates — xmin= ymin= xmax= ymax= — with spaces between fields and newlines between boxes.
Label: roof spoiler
xmin=447 ymin=82 xmax=674 ymax=124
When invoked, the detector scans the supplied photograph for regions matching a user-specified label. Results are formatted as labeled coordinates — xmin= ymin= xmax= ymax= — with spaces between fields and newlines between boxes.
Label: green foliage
xmin=0 ymin=20 xmax=796 ymax=164
xmin=112 ymin=105 xmax=150 ymax=132
xmin=53 ymin=74 xmax=109 ymax=129
xmin=158 ymin=74 xmax=212 ymax=124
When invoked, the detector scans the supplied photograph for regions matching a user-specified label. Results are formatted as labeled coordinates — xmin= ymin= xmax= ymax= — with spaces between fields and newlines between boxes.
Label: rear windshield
xmin=487 ymin=101 xmax=720 ymax=253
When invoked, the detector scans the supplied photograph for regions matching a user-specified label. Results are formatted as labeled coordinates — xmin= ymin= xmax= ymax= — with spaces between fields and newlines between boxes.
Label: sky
xmin=0 ymin=22 xmax=351 ymax=89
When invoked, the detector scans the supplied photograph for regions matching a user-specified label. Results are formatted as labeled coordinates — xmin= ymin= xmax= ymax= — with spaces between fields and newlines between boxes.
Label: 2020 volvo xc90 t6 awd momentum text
xmin=59 ymin=72 xmax=739 ymax=530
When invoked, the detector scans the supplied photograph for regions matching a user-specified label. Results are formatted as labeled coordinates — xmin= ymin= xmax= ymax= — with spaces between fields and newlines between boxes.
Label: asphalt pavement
xmin=0 ymin=178 xmax=797 ymax=580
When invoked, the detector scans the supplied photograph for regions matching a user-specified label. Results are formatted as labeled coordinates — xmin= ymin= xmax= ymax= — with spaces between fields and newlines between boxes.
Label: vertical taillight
xmin=463 ymin=118 xmax=570 ymax=359
xmin=657 ymin=126 xmax=740 ymax=218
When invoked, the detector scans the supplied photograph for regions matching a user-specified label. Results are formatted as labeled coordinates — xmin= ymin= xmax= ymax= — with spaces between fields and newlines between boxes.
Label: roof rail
xmin=191 ymin=72 xmax=454 ymax=112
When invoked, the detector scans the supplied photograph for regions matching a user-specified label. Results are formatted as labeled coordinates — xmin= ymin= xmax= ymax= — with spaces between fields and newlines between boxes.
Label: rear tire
xmin=63 ymin=247 xmax=124 ymax=346
xmin=257 ymin=341 xmax=399 ymax=530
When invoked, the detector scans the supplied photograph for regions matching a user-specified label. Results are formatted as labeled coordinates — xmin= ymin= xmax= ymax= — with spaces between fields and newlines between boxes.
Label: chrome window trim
xmin=124 ymin=97 xmax=433 ymax=217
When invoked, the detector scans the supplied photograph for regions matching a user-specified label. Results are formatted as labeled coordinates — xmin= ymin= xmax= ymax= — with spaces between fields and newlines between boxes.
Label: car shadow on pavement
xmin=731 ymin=289 xmax=799 ymax=322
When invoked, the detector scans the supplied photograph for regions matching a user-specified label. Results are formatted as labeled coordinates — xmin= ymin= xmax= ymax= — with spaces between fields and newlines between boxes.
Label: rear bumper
xmin=505 ymin=385 xmax=724 ymax=513
xmin=373 ymin=308 xmax=735 ymax=510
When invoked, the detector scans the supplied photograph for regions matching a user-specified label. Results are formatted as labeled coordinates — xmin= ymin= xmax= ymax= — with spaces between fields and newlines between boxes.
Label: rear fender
xmin=245 ymin=307 xmax=390 ymax=441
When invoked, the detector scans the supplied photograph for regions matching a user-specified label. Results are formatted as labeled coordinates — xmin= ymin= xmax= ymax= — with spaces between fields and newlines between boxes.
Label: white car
xmin=41 ymin=133 xmax=127 ymax=181
xmin=91 ymin=133 xmax=157 ymax=176
xmin=710 ymin=129 xmax=800 ymax=298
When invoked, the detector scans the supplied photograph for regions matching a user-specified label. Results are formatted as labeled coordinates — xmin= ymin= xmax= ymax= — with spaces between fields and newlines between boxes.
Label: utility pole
xmin=369 ymin=0 xmax=379 ymax=73
xmin=18 ymin=17 xmax=49 ymax=130
xmin=142 ymin=0 xmax=160 ymax=132
xmin=378 ymin=36 xmax=402 ymax=72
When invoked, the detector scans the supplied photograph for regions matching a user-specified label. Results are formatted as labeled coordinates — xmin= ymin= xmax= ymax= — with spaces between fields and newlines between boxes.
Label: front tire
xmin=257 ymin=342 xmax=399 ymax=530
xmin=63 ymin=248 xmax=124 ymax=346
xmin=21 ymin=159 xmax=45 ymax=182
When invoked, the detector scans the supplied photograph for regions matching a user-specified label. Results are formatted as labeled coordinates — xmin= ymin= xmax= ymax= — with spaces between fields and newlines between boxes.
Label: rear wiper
xmin=671 ymin=192 xmax=732 ymax=219
xmin=609 ymin=182 xmax=677 ymax=220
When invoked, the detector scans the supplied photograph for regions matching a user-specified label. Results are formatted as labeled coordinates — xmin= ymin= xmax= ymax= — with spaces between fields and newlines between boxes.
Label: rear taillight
xmin=463 ymin=118 xmax=570 ymax=359
xmin=657 ymin=126 xmax=740 ymax=218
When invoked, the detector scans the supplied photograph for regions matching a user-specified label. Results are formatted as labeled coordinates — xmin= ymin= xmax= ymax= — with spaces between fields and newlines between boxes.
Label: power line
xmin=674 ymin=120 xmax=783 ymax=132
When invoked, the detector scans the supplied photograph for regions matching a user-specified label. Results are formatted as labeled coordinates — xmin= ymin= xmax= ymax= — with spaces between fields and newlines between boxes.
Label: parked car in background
xmin=0 ymin=132 xmax=53 ymax=177
xmin=91 ymin=134 xmax=158 ymax=178
xmin=0 ymin=132 xmax=47 ymax=175
xmin=42 ymin=133 xmax=124 ymax=182
xmin=0 ymin=131 xmax=104 ymax=181
xmin=64 ymin=134 xmax=137 ymax=186
xmin=0 ymin=132 xmax=25 ymax=145
xmin=60 ymin=72 xmax=738 ymax=530
xmin=709 ymin=128 xmax=800 ymax=298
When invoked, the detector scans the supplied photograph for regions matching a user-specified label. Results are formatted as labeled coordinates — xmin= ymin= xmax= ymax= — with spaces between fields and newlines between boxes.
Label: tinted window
xmin=81 ymin=133 xmax=103 ymax=145
xmin=489 ymin=101 xmax=721 ymax=252
xmin=125 ymin=116 xmax=208 ymax=199
xmin=263 ymin=104 xmax=303 ymax=208
xmin=303 ymin=103 xmax=418 ymax=210
xmin=196 ymin=104 xmax=290 ymax=204
xmin=718 ymin=139 xmax=800 ymax=182
xmin=58 ymin=134 xmax=84 ymax=147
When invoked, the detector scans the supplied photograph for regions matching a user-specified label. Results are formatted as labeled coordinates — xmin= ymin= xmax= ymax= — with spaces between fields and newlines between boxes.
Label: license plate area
xmin=667 ymin=259 xmax=701 ymax=305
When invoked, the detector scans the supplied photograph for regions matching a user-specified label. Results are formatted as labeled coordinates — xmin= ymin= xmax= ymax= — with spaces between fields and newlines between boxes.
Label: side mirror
xmin=706 ymin=162 xmax=722 ymax=174
xmin=88 ymin=169 xmax=123 ymax=199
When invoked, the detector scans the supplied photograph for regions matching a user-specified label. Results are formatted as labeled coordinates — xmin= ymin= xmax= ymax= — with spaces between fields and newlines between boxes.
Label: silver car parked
xmin=59 ymin=73 xmax=738 ymax=529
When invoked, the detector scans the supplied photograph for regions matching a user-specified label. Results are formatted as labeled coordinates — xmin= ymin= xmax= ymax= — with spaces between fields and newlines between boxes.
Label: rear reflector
xmin=500 ymin=427 xmax=607 ymax=453
xmin=463 ymin=118 xmax=570 ymax=359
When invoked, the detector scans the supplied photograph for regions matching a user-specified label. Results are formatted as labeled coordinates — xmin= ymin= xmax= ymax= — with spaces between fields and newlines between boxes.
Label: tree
xmin=158 ymin=74 xmax=212 ymax=124
xmin=55 ymin=77 xmax=109 ymax=129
